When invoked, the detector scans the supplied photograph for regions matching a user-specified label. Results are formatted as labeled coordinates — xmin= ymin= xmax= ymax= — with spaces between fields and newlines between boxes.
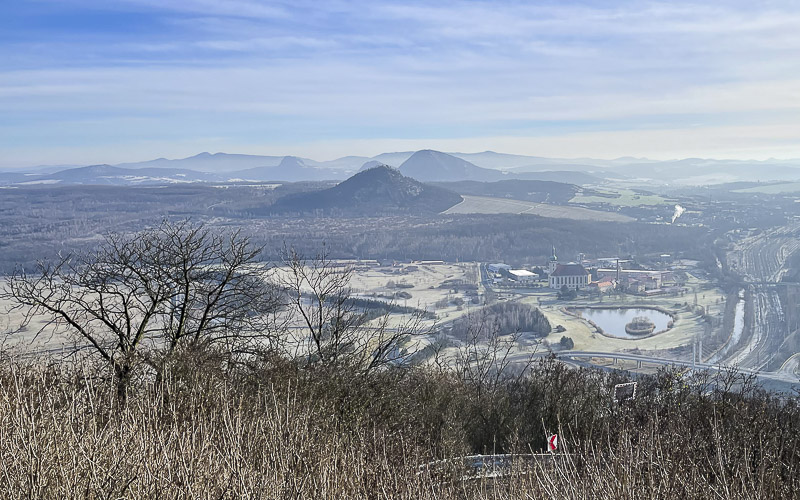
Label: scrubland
xmin=1 ymin=352 xmax=798 ymax=499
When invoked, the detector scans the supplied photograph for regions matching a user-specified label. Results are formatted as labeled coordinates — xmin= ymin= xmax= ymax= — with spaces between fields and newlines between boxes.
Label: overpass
xmin=550 ymin=350 xmax=797 ymax=384
xmin=740 ymin=281 xmax=796 ymax=286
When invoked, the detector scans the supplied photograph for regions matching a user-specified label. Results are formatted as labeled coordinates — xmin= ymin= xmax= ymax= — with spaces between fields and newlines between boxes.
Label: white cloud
xmin=4 ymin=0 xmax=800 ymax=164
xmin=115 ymin=0 xmax=290 ymax=19
xmin=2 ymin=62 xmax=798 ymax=126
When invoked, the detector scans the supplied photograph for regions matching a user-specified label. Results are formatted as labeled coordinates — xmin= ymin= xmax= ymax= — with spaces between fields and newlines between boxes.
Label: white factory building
xmin=509 ymin=269 xmax=536 ymax=283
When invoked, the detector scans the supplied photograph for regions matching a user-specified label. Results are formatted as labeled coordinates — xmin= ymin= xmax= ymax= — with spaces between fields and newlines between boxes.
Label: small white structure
xmin=509 ymin=269 xmax=536 ymax=283
xmin=549 ymin=263 xmax=590 ymax=290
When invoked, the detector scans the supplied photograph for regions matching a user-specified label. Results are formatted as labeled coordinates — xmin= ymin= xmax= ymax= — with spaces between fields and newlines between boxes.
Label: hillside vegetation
xmin=0 ymin=223 xmax=796 ymax=498
xmin=431 ymin=179 xmax=579 ymax=204
xmin=1 ymin=354 xmax=798 ymax=498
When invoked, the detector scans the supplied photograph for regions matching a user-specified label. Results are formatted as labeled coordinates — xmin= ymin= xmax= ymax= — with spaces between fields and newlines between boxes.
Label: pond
xmin=574 ymin=307 xmax=674 ymax=339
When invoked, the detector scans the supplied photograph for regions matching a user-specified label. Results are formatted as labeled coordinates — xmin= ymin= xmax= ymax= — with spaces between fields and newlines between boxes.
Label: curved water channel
xmin=709 ymin=289 xmax=745 ymax=363
xmin=573 ymin=307 xmax=674 ymax=339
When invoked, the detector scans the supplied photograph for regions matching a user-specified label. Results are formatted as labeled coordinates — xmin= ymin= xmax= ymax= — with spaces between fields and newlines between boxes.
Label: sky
xmin=2 ymin=0 xmax=800 ymax=168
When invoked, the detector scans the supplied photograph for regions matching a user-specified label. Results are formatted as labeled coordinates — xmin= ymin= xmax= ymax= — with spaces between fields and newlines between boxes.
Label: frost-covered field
xmin=443 ymin=195 xmax=633 ymax=222
xmin=348 ymin=262 xmax=480 ymax=315
xmin=0 ymin=294 xmax=74 ymax=353
xmin=0 ymin=262 xmax=484 ymax=355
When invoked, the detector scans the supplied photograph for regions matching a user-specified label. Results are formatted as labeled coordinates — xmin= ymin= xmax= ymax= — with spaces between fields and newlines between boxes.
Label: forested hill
xmin=430 ymin=179 xmax=579 ymax=204
xmin=266 ymin=165 xmax=463 ymax=215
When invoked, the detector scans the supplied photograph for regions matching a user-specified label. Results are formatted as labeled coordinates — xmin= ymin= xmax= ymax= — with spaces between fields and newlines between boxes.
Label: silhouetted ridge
xmin=399 ymin=150 xmax=507 ymax=182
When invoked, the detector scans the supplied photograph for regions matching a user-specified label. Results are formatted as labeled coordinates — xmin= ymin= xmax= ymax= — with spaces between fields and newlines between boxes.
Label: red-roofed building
xmin=549 ymin=263 xmax=590 ymax=290
xmin=588 ymin=279 xmax=617 ymax=293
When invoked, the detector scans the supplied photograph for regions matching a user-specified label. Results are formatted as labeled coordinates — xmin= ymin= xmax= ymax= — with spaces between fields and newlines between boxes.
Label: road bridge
xmin=549 ymin=350 xmax=798 ymax=385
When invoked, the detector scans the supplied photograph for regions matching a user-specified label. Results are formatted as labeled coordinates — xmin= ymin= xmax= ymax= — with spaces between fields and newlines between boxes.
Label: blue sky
xmin=2 ymin=0 xmax=800 ymax=167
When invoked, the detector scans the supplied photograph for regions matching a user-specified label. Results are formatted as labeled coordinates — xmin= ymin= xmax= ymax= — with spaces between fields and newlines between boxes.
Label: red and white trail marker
xmin=547 ymin=434 xmax=558 ymax=453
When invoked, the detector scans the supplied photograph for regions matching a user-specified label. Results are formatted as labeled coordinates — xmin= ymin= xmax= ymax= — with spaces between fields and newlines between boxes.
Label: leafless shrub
xmin=1 ymin=353 xmax=800 ymax=498
xmin=277 ymin=247 xmax=432 ymax=374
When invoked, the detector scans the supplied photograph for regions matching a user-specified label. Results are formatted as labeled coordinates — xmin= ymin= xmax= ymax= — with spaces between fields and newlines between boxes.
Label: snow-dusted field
xmin=348 ymin=262 xmax=480 ymax=315
xmin=0 ymin=294 xmax=73 ymax=353
xmin=443 ymin=195 xmax=633 ymax=222
xmin=0 ymin=262 xmax=484 ymax=355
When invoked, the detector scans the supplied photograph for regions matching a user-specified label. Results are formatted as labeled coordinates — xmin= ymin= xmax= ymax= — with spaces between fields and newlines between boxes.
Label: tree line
xmin=0 ymin=184 xmax=715 ymax=273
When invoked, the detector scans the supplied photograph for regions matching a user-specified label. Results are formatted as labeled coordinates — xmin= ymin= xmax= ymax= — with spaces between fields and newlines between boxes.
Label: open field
xmin=734 ymin=182 xmax=800 ymax=194
xmin=0 ymin=295 xmax=71 ymax=352
xmin=442 ymin=195 xmax=633 ymax=222
xmin=569 ymin=188 xmax=668 ymax=206
xmin=1 ymin=262 xmax=729 ymax=371
xmin=1 ymin=262 xmax=484 ymax=354
xmin=348 ymin=262 xmax=481 ymax=322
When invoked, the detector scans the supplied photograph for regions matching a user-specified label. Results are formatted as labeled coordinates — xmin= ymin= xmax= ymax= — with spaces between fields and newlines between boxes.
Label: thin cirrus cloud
xmin=1 ymin=0 xmax=799 ymax=167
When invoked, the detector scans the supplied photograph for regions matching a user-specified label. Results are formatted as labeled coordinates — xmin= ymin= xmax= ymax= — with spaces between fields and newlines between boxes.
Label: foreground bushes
xmin=0 ymin=355 xmax=798 ymax=498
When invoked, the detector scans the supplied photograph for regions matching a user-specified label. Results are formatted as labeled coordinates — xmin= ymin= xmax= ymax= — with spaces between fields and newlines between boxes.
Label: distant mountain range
xmin=1 ymin=156 xmax=349 ymax=186
xmin=0 ymin=150 xmax=608 ymax=186
xmin=3 ymin=165 xmax=221 ymax=186
xmin=610 ymin=159 xmax=800 ymax=184
xmin=4 ymin=149 xmax=800 ymax=186
xmin=267 ymin=165 xmax=463 ymax=215
xmin=114 ymin=152 xmax=288 ymax=172
xmin=229 ymin=156 xmax=350 ymax=182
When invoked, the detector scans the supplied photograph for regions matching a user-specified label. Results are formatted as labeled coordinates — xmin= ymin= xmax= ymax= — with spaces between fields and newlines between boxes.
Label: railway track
xmin=724 ymin=223 xmax=800 ymax=370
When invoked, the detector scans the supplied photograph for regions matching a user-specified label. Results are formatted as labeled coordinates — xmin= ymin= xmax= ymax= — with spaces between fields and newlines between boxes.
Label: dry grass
xmin=0 ymin=363 xmax=433 ymax=498
xmin=0 ymin=355 xmax=798 ymax=498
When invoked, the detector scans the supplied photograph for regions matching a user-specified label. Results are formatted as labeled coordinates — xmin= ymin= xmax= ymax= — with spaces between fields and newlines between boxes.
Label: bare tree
xmin=278 ymin=247 xmax=429 ymax=373
xmin=3 ymin=220 xmax=281 ymax=399
xmin=450 ymin=312 xmax=531 ymax=395
xmin=426 ymin=307 xmax=540 ymax=453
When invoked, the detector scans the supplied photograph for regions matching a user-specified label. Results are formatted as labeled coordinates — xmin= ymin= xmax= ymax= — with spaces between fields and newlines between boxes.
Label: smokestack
xmin=671 ymin=204 xmax=686 ymax=224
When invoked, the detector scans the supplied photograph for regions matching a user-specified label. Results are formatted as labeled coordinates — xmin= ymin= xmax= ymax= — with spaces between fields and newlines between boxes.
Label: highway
xmin=555 ymin=350 xmax=769 ymax=378
xmin=779 ymin=352 xmax=800 ymax=378
xmin=548 ymin=350 xmax=800 ymax=392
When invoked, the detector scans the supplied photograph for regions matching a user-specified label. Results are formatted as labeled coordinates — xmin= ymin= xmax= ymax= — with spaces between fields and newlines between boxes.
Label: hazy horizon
xmin=6 ymin=149 xmax=800 ymax=173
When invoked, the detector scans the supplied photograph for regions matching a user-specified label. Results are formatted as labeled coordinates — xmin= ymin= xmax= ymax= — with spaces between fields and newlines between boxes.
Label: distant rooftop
xmin=509 ymin=269 xmax=535 ymax=277
xmin=551 ymin=263 xmax=589 ymax=277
